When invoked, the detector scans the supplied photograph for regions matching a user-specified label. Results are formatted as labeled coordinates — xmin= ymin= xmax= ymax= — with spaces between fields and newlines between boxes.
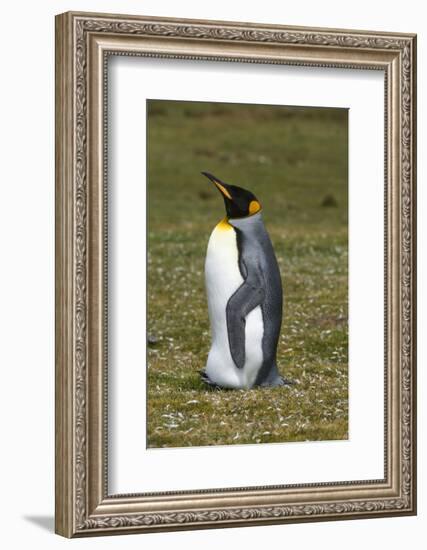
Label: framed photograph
xmin=55 ymin=11 xmax=417 ymax=537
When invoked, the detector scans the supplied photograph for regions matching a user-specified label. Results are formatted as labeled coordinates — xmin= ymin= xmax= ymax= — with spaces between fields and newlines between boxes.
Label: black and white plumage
xmin=201 ymin=172 xmax=288 ymax=390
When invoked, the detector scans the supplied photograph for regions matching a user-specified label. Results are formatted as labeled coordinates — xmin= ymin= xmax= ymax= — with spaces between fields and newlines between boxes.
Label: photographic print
xmin=147 ymin=99 xmax=348 ymax=448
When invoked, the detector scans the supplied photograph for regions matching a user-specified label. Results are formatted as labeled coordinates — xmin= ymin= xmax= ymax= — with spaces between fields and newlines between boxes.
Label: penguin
xmin=201 ymin=171 xmax=288 ymax=390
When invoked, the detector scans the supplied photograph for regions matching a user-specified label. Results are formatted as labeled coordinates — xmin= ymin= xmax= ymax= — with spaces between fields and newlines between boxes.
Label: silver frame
xmin=55 ymin=11 xmax=417 ymax=537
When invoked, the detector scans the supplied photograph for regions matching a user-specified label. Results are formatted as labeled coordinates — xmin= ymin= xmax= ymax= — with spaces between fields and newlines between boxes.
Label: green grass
xmin=147 ymin=100 xmax=348 ymax=448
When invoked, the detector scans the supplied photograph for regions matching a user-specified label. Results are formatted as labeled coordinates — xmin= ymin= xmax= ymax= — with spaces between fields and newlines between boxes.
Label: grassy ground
xmin=147 ymin=100 xmax=348 ymax=448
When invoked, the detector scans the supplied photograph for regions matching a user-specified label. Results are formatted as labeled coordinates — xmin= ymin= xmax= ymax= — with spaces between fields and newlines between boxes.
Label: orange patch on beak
xmin=214 ymin=181 xmax=232 ymax=200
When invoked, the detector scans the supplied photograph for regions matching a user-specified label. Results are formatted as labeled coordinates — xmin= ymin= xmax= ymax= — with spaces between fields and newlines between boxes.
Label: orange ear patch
xmin=249 ymin=200 xmax=261 ymax=215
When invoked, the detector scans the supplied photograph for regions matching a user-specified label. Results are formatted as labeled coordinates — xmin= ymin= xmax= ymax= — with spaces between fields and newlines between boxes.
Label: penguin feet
xmin=199 ymin=369 xmax=222 ymax=389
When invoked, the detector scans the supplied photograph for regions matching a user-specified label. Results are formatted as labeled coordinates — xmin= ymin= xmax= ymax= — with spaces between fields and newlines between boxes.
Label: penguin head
xmin=201 ymin=172 xmax=262 ymax=219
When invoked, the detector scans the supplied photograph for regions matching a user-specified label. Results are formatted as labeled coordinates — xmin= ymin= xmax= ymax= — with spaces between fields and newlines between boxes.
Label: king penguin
xmin=201 ymin=171 xmax=287 ymax=390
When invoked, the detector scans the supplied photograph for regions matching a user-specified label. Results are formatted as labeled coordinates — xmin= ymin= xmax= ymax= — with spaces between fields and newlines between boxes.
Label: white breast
xmin=204 ymin=220 xmax=264 ymax=389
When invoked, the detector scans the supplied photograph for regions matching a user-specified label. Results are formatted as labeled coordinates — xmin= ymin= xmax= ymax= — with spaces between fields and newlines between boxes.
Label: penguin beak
xmin=201 ymin=171 xmax=233 ymax=200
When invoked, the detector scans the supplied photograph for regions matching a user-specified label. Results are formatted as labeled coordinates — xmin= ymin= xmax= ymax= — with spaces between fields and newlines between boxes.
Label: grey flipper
xmin=226 ymin=278 xmax=265 ymax=369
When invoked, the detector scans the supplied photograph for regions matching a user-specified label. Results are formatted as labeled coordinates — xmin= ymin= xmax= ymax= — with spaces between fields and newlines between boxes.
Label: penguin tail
xmin=258 ymin=372 xmax=297 ymax=388
xmin=279 ymin=376 xmax=297 ymax=386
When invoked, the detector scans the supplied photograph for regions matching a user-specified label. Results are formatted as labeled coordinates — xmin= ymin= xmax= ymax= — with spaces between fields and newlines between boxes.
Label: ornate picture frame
xmin=55 ymin=11 xmax=417 ymax=537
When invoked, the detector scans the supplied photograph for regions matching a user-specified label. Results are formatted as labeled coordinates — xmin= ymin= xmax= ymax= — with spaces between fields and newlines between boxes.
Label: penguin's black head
xmin=201 ymin=172 xmax=262 ymax=219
